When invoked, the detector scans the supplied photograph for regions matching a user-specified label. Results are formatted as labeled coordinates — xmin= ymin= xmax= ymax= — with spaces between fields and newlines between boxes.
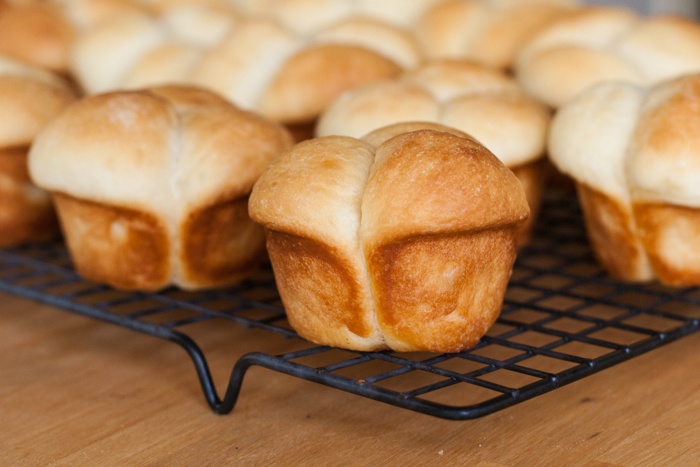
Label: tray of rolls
xmin=3 ymin=0 xmax=700 ymax=420
xmin=1 ymin=192 xmax=698 ymax=420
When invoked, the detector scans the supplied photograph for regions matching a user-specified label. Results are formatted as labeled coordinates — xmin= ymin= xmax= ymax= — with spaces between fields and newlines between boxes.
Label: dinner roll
xmin=516 ymin=6 xmax=700 ymax=108
xmin=317 ymin=60 xmax=550 ymax=244
xmin=0 ymin=2 xmax=75 ymax=73
xmin=29 ymin=85 xmax=294 ymax=291
xmin=249 ymin=123 xmax=529 ymax=352
xmin=230 ymin=0 xmax=441 ymax=30
xmin=71 ymin=1 xmax=422 ymax=126
xmin=415 ymin=0 xmax=579 ymax=70
xmin=549 ymin=74 xmax=700 ymax=285
xmin=0 ymin=56 xmax=77 ymax=247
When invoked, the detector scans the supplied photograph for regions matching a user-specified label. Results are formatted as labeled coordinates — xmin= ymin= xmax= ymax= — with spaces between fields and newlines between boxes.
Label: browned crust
xmin=368 ymin=228 xmax=518 ymax=353
xmin=576 ymin=183 xmax=653 ymax=282
xmin=0 ymin=3 xmax=75 ymax=73
xmin=265 ymin=229 xmax=380 ymax=349
xmin=52 ymin=193 xmax=170 ymax=291
xmin=251 ymin=129 xmax=528 ymax=352
xmin=0 ymin=74 xmax=77 ymax=148
xmin=258 ymin=44 xmax=402 ymax=125
xmin=179 ymin=196 xmax=265 ymax=289
xmin=473 ymin=3 xmax=574 ymax=71
xmin=0 ymin=146 xmax=57 ymax=247
xmin=633 ymin=202 xmax=700 ymax=286
xmin=361 ymin=121 xmax=475 ymax=148
xmin=510 ymin=158 xmax=547 ymax=247
xmin=363 ymin=130 xmax=530 ymax=247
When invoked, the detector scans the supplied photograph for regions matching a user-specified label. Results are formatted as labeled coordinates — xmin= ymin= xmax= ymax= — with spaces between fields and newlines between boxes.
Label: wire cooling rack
xmin=1 ymin=193 xmax=700 ymax=421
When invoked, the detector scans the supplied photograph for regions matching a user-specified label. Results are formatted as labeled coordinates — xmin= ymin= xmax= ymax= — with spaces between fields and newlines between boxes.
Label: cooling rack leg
xmin=214 ymin=353 xmax=314 ymax=415
xmin=167 ymin=333 xmax=287 ymax=415
xmin=168 ymin=331 xmax=229 ymax=413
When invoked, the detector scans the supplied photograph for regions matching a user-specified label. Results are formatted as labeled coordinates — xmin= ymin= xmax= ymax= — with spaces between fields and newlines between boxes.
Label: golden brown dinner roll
xmin=516 ymin=6 xmax=700 ymax=108
xmin=415 ymin=0 xmax=579 ymax=70
xmin=57 ymin=0 xmax=153 ymax=31
xmin=192 ymin=20 xmax=404 ymax=125
xmin=71 ymin=1 xmax=422 ymax=126
xmin=549 ymin=74 xmax=700 ymax=285
xmin=57 ymin=0 xmax=231 ymax=32
xmin=0 ymin=2 xmax=75 ymax=74
xmin=317 ymin=60 xmax=550 ymax=244
xmin=29 ymin=85 xmax=294 ymax=291
xmin=229 ymin=0 xmax=441 ymax=31
xmin=70 ymin=4 xmax=243 ymax=95
xmin=0 ymin=56 xmax=77 ymax=247
xmin=249 ymin=123 xmax=529 ymax=352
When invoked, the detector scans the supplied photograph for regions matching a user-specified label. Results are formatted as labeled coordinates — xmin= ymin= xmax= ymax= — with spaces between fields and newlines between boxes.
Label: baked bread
xmin=71 ymin=1 xmax=422 ymax=126
xmin=249 ymin=123 xmax=529 ymax=352
xmin=0 ymin=2 xmax=75 ymax=73
xmin=317 ymin=60 xmax=550 ymax=244
xmin=57 ymin=0 xmax=153 ymax=31
xmin=230 ymin=0 xmax=441 ymax=30
xmin=415 ymin=0 xmax=579 ymax=70
xmin=56 ymin=0 xmax=227 ymax=31
xmin=549 ymin=74 xmax=700 ymax=285
xmin=516 ymin=6 xmax=700 ymax=108
xmin=0 ymin=56 xmax=77 ymax=247
xmin=29 ymin=85 xmax=294 ymax=291
xmin=70 ymin=4 xmax=243 ymax=92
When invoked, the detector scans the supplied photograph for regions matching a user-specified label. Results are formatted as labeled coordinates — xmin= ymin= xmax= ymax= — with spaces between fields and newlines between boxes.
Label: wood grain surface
xmin=2 ymin=290 xmax=700 ymax=466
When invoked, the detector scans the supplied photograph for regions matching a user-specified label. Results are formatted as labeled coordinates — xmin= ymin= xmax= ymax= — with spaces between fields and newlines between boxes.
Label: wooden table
xmin=2 ymin=289 xmax=700 ymax=466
